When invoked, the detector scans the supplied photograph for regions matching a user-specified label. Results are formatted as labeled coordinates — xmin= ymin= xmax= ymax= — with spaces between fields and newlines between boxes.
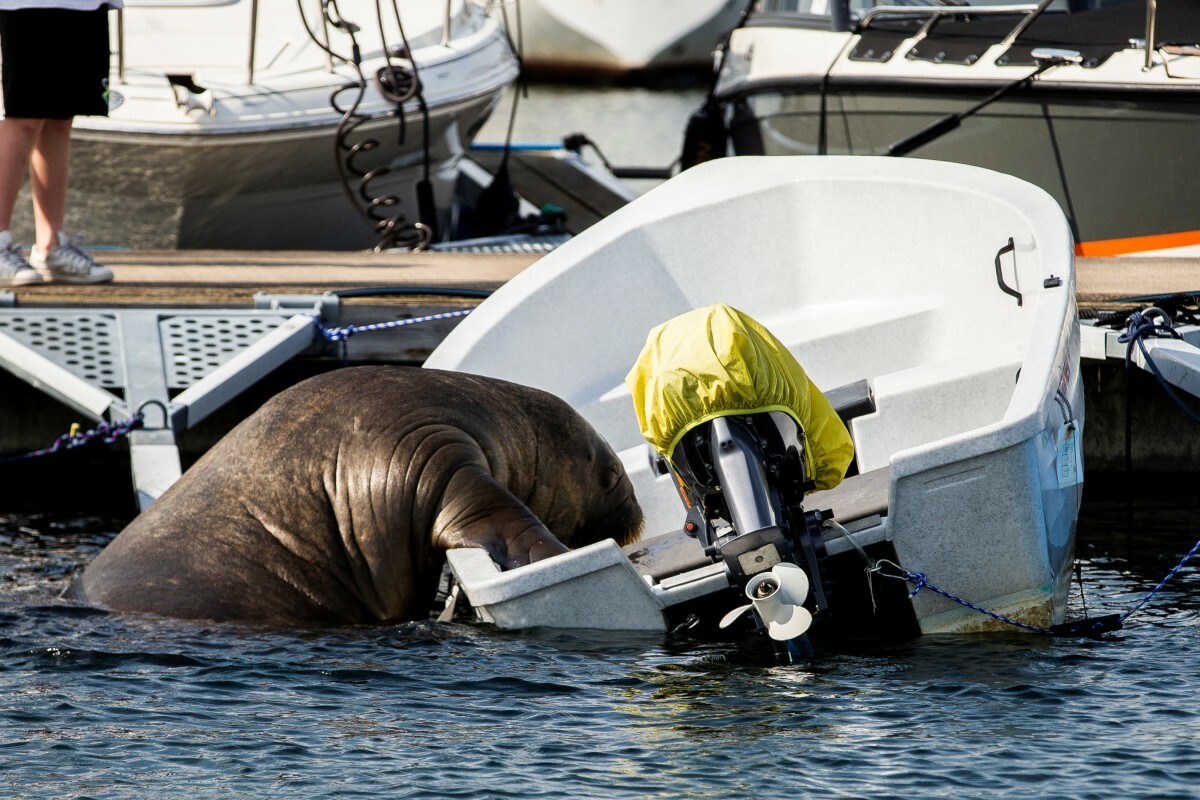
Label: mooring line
xmin=0 ymin=414 xmax=145 ymax=464
xmin=874 ymin=538 xmax=1200 ymax=637
xmin=1 ymin=311 xmax=470 ymax=464
xmin=311 ymin=309 xmax=473 ymax=362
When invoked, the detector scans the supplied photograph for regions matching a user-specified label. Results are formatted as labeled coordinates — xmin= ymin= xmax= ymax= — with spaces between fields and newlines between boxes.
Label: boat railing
xmin=857 ymin=0 xmax=1053 ymax=49
xmin=1144 ymin=0 xmax=1156 ymax=70
xmin=113 ymin=0 xmax=458 ymax=86
xmin=859 ymin=0 xmax=1165 ymax=67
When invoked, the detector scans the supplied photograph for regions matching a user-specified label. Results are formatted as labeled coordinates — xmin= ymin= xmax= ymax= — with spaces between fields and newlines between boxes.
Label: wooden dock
xmin=4 ymin=249 xmax=541 ymax=363
xmin=0 ymin=248 xmax=540 ymax=509
xmin=1074 ymin=257 xmax=1200 ymax=311
xmin=7 ymin=251 xmax=1198 ymax=311
xmin=8 ymin=248 xmax=540 ymax=307
xmin=4 ymin=249 xmax=1199 ymax=364
xmin=3 ymin=248 xmax=1200 ymax=516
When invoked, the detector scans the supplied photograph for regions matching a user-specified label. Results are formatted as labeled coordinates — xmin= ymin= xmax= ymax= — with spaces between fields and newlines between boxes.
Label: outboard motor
xmin=673 ymin=412 xmax=832 ymax=602
xmin=626 ymin=304 xmax=855 ymax=660
xmin=670 ymin=412 xmax=834 ymax=658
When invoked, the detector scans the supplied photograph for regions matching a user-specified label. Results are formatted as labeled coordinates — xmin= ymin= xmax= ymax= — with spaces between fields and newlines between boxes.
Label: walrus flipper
xmin=433 ymin=467 xmax=569 ymax=570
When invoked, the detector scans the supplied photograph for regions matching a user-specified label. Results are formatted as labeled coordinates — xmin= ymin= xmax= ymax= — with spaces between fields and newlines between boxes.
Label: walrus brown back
xmin=64 ymin=366 xmax=642 ymax=626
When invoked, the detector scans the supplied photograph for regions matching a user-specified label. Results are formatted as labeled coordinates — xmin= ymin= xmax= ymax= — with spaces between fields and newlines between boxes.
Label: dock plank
xmin=6 ymin=250 xmax=1200 ymax=312
xmin=1075 ymin=257 xmax=1200 ymax=311
xmin=7 ymin=250 xmax=541 ymax=307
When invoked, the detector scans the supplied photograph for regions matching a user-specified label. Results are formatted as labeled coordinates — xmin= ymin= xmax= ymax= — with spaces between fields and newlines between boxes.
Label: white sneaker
xmin=0 ymin=230 xmax=43 ymax=286
xmin=30 ymin=232 xmax=113 ymax=284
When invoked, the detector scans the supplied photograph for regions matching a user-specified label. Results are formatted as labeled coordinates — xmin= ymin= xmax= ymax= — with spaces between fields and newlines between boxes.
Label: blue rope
xmin=877 ymin=539 xmax=1200 ymax=636
xmin=313 ymin=308 xmax=473 ymax=342
xmin=0 ymin=413 xmax=145 ymax=464
xmin=1118 ymin=537 xmax=1200 ymax=623
xmin=891 ymin=566 xmax=1056 ymax=634
xmin=1117 ymin=311 xmax=1200 ymax=425
xmin=311 ymin=309 xmax=473 ymax=362
xmin=2 ymin=309 xmax=472 ymax=462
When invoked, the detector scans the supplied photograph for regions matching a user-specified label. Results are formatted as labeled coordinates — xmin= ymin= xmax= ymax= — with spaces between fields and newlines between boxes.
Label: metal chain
xmin=314 ymin=309 xmax=472 ymax=342
xmin=0 ymin=413 xmax=145 ymax=464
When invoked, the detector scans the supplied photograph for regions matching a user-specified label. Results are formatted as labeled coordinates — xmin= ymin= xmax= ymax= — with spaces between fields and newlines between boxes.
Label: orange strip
xmin=1076 ymin=230 xmax=1200 ymax=258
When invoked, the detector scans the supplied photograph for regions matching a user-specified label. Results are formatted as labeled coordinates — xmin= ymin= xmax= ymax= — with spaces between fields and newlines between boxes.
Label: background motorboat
xmin=508 ymin=0 xmax=745 ymax=79
xmin=688 ymin=0 xmax=1200 ymax=257
xmin=7 ymin=0 xmax=519 ymax=250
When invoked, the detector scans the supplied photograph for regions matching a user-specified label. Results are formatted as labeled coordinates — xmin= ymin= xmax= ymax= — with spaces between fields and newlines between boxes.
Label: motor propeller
xmin=718 ymin=562 xmax=813 ymax=641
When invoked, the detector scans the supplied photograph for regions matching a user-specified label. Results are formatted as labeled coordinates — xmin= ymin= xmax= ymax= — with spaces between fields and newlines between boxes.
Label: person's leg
xmin=0 ymin=116 xmax=42 ymax=232
xmin=28 ymin=116 xmax=72 ymax=254
xmin=26 ymin=114 xmax=110 ymax=284
xmin=0 ymin=117 xmax=44 ymax=284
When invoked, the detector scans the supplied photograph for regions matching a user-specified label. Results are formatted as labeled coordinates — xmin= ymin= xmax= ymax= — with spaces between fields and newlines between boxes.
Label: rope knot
xmin=1118 ymin=309 xmax=1182 ymax=345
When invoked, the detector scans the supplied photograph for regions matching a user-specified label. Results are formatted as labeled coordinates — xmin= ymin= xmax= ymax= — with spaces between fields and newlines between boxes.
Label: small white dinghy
xmin=426 ymin=156 xmax=1084 ymax=643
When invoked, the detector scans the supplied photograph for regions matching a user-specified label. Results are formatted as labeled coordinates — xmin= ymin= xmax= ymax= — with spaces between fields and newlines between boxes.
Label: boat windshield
xmin=759 ymin=0 xmax=1142 ymax=20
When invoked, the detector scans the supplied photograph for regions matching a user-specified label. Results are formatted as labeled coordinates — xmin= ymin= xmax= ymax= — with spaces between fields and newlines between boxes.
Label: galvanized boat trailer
xmin=0 ymin=291 xmax=336 ymax=510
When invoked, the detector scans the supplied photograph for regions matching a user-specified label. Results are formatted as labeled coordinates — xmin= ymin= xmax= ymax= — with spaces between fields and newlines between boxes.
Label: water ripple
xmin=3 ymin=495 xmax=1200 ymax=798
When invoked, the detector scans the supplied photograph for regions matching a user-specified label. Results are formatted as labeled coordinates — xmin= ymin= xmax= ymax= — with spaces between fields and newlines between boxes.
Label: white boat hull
xmin=59 ymin=91 xmax=502 ymax=249
xmin=6 ymin=0 xmax=518 ymax=249
xmin=513 ymin=0 xmax=743 ymax=76
xmin=428 ymin=156 xmax=1084 ymax=636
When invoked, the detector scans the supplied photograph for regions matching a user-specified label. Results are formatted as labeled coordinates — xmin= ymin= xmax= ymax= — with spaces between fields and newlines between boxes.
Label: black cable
xmin=389 ymin=0 xmax=430 ymax=183
xmin=332 ymin=286 xmax=492 ymax=299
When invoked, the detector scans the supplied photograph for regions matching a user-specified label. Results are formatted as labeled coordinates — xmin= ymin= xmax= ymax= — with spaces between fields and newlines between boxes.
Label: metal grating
xmin=0 ymin=311 xmax=123 ymax=387
xmin=160 ymin=314 xmax=290 ymax=389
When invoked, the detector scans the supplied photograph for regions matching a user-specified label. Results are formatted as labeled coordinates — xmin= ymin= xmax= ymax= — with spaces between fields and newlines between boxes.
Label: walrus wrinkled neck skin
xmin=65 ymin=366 xmax=644 ymax=626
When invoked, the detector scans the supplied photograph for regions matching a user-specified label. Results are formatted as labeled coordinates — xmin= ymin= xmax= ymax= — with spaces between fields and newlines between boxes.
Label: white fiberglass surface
xmin=116 ymin=0 xmax=466 ymax=78
xmin=428 ymin=156 xmax=1074 ymax=476
xmin=851 ymin=349 xmax=1024 ymax=474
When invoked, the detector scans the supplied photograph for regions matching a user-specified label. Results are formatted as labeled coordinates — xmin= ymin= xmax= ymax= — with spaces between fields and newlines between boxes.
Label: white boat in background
xmin=12 ymin=0 xmax=519 ymax=250
xmin=509 ymin=0 xmax=744 ymax=78
xmin=686 ymin=0 xmax=1200 ymax=257
xmin=427 ymin=156 xmax=1085 ymax=642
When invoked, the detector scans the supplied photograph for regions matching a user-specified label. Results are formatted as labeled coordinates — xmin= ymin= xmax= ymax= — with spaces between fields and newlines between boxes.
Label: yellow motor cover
xmin=625 ymin=303 xmax=854 ymax=492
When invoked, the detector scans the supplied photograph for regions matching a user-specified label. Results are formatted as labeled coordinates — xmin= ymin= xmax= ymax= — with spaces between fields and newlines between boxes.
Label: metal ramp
xmin=0 ymin=301 xmax=329 ymax=511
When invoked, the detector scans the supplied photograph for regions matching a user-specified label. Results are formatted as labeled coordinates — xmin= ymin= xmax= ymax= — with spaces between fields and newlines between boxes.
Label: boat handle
xmin=994 ymin=237 xmax=1022 ymax=306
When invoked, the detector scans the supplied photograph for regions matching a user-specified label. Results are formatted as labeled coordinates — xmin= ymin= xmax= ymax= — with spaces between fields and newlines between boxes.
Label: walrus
xmin=64 ymin=367 xmax=644 ymax=625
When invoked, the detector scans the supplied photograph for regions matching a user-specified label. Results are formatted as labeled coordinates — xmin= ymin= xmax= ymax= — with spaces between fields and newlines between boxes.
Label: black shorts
xmin=0 ymin=7 xmax=112 ymax=119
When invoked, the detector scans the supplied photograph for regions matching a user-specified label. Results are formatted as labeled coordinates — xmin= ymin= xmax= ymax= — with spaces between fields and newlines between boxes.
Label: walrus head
xmin=559 ymin=448 xmax=645 ymax=550
xmin=522 ymin=405 xmax=644 ymax=555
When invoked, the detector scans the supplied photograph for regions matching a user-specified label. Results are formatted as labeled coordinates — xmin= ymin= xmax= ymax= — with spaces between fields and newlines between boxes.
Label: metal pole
xmin=1000 ymin=0 xmax=1054 ymax=47
xmin=320 ymin=0 xmax=334 ymax=72
xmin=116 ymin=7 xmax=125 ymax=83
xmin=248 ymin=0 xmax=259 ymax=84
xmin=441 ymin=0 xmax=451 ymax=46
xmin=829 ymin=0 xmax=850 ymax=33
xmin=1144 ymin=0 xmax=1157 ymax=71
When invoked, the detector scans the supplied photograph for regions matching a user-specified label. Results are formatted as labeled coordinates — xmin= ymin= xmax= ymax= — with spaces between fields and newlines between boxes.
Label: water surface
xmin=3 ymin=482 xmax=1199 ymax=799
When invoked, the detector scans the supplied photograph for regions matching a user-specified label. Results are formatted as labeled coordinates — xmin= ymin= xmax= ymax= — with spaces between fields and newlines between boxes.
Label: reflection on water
xmin=2 ymin=479 xmax=1199 ymax=798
